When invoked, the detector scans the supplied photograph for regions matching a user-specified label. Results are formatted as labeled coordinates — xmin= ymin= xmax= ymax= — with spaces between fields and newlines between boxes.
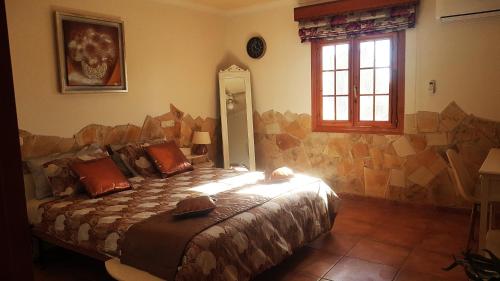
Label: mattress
xmin=33 ymin=167 xmax=340 ymax=281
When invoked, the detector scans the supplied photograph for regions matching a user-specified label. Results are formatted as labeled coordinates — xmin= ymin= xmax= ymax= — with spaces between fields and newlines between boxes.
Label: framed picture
xmin=55 ymin=11 xmax=127 ymax=93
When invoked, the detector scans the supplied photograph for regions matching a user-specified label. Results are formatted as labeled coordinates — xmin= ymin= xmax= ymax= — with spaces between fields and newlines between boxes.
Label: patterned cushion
xmin=173 ymin=196 xmax=216 ymax=218
xmin=26 ymin=144 xmax=104 ymax=199
xmin=43 ymin=149 xmax=108 ymax=197
xmin=116 ymin=144 xmax=159 ymax=178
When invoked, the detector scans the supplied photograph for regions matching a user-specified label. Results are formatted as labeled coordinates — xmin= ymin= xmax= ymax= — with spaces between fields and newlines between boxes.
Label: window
xmin=311 ymin=32 xmax=405 ymax=134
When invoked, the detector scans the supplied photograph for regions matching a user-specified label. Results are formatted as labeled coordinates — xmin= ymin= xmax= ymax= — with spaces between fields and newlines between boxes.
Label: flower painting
xmin=55 ymin=11 xmax=127 ymax=93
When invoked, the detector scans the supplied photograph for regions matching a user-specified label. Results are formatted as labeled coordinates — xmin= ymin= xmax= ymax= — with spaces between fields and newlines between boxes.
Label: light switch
xmin=428 ymin=80 xmax=436 ymax=95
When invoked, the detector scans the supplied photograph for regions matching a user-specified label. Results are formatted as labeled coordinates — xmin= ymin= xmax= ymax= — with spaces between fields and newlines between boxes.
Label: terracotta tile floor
xmin=34 ymin=197 xmax=471 ymax=281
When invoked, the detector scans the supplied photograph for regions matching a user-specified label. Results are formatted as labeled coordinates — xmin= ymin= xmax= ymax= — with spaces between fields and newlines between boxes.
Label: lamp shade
xmin=192 ymin=131 xmax=211 ymax=144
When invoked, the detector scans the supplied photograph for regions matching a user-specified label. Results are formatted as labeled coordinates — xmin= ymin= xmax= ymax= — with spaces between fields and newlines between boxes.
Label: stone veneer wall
xmin=19 ymin=104 xmax=220 ymax=163
xmin=253 ymin=102 xmax=500 ymax=207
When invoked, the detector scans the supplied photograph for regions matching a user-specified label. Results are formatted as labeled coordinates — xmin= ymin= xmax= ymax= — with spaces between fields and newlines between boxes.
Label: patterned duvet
xmin=33 ymin=168 xmax=340 ymax=281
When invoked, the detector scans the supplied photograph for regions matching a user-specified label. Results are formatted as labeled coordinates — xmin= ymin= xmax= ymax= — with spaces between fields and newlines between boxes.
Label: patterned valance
xmin=298 ymin=4 xmax=416 ymax=42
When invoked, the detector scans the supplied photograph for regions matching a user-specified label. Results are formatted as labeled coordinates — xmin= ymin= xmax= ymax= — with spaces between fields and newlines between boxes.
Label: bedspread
xmin=33 ymin=168 xmax=340 ymax=281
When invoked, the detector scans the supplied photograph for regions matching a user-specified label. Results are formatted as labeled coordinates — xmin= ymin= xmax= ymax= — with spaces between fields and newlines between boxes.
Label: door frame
xmin=0 ymin=0 xmax=35 ymax=280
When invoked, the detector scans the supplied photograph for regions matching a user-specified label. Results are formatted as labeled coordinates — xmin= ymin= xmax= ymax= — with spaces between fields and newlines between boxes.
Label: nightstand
xmin=186 ymin=154 xmax=214 ymax=168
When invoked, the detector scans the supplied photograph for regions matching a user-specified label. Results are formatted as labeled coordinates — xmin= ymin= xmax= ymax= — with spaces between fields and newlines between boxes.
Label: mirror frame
xmin=218 ymin=65 xmax=256 ymax=170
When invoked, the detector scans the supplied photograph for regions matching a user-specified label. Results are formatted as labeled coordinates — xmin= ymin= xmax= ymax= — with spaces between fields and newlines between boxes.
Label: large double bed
xmin=30 ymin=167 xmax=340 ymax=281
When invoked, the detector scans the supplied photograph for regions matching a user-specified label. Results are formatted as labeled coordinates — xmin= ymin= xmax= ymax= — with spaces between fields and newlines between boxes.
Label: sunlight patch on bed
xmin=189 ymin=172 xmax=264 ymax=195
xmin=236 ymin=174 xmax=321 ymax=198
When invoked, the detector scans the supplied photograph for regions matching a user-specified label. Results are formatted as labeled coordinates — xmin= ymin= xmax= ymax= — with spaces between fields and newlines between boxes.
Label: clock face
xmin=247 ymin=37 xmax=266 ymax=59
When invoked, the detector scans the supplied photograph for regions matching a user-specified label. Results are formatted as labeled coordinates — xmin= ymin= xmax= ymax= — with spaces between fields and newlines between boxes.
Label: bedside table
xmin=186 ymin=154 xmax=214 ymax=168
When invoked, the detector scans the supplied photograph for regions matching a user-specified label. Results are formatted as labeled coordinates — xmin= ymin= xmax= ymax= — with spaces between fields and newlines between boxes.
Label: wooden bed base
xmin=31 ymin=228 xmax=110 ymax=262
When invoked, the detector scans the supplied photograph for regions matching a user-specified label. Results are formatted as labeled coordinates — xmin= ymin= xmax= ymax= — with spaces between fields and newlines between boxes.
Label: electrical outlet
xmin=161 ymin=120 xmax=175 ymax=128
xmin=428 ymin=80 xmax=436 ymax=95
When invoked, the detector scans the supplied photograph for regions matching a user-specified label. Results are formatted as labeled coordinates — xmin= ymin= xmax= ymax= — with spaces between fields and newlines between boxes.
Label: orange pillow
xmin=145 ymin=141 xmax=193 ymax=178
xmin=71 ymin=157 xmax=130 ymax=198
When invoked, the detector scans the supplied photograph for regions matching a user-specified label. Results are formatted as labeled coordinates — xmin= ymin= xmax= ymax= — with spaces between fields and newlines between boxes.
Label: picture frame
xmin=55 ymin=10 xmax=128 ymax=93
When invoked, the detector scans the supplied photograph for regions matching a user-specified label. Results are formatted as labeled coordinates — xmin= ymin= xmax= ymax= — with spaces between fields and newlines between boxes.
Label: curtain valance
xmin=298 ymin=4 xmax=416 ymax=42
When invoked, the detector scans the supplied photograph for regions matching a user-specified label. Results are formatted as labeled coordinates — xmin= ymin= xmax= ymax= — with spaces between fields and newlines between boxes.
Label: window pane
xmin=322 ymin=72 xmax=335 ymax=95
xmin=375 ymin=68 xmax=390 ymax=94
xmin=336 ymin=44 xmax=349 ymax=70
xmin=359 ymin=96 xmax=374 ymax=121
xmin=360 ymin=69 xmax=374 ymax=95
xmin=336 ymin=70 xmax=349 ymax=95
xmin=322 ymin=46 xmax=335 ymax=71
xmin=336 ymin=96 xmax=349 ymax=121
xmin=375 ymin=39 xmax=391 ymax=67
xmin=360 ymin=41 xmax=374 ymax=68
xmin=322 ymin=97 xmax=335 ymax=121
xmin=375 ymin=95 xmax=389 ymax=121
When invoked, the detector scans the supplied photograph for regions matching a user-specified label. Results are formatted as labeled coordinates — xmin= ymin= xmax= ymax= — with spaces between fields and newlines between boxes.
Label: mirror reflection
xmin=225 ymin=78 xmax=249 ymax=168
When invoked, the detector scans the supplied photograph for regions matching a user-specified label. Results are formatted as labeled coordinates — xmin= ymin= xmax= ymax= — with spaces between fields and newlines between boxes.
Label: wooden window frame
xmin=311 ymin=31 xmax=405 ymax=134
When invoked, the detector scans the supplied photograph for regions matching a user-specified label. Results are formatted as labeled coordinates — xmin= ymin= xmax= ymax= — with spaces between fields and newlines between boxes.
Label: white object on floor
xmin=105 ymin=258 xmax=165 ymax=281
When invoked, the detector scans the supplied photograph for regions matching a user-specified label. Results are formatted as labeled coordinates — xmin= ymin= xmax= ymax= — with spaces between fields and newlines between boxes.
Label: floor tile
xmin=285 ymin=247 xmax=342 ymax=277
xmin=368 ymin=224 xmax=426 ymax=248
xmin=323 ymin=257 xmax=398 ymax=281
xmin=418 ymin=232 xmax=467 ymax=255
xmin=332 ymin=217 xmax=377 ymax=236
xmin=308 ymin=232 xmax=361 ymax=256
xmin=395 ymin=269 xmax=448 ymax=281
xmin=426 ymin=213 xmax=470 ymax=235
xmin=346 ymin=238 xmax=410 ymax=267
xmin=402 ymin=249 xmax=468 ymax=281
xmin=380 ymin=212 xmax=432 ymax=231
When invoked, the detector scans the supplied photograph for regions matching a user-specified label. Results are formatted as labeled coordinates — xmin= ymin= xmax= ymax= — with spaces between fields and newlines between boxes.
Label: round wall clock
xmin=246 ymin=36 xmax=266 ymax=59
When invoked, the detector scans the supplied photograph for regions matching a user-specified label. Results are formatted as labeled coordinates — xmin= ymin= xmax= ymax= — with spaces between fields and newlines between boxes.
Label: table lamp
xmin=192 ymin=131 xmax=211 ymax=155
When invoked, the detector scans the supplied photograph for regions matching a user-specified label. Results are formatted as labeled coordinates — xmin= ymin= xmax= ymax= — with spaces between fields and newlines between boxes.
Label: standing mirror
xmin=219 ymin=65 xmax=256 ymax=170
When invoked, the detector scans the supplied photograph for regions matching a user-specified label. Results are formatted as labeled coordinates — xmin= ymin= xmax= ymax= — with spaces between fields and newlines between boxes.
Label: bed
xmin=31 ymin=167 xmax=340 ymax=281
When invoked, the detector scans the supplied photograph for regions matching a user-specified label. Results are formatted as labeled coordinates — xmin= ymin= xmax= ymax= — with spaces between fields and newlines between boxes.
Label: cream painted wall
xmin=223 ymin=0 xmax=500 ymax=120
xmin=6 ymin=0 xmax=226 ymax=137
xmin=6 ymin=0 xmax=500 ymax=139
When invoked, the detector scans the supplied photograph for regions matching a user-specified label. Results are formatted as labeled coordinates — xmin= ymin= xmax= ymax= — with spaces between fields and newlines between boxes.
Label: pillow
xmin=42 ymin=148 xmax=108 ymax=197
xmin=71 ymin=157 xmax=130 ymax=198
xmin=269 ymin=167 xmax=294 ymax=182
xmin=116 ymin=144 xmax=159 ymax=178
xmin=145 ymin=141 xmax=193 ymax=178
xmin=43 ymin=157 xmax=83 ymax=197
xmin=172 ymin=196 xmax=216 ymax=218
xmin=27 ymin=144 xmax=105 ymax=199
xmin=106 ymin=145 xmax=134 ymax=178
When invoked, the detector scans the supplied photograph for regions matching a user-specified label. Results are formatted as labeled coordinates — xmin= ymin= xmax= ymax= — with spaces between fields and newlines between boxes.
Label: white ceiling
xmin=186 ymin=0 xmax=279 ymax=11
xmin=181 ymin=0 xmax=333 ymax=12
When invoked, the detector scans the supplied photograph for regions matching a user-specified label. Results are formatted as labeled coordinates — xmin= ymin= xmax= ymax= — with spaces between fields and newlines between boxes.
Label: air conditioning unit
xmin=436 ymin=0 xmax=500 ymax=22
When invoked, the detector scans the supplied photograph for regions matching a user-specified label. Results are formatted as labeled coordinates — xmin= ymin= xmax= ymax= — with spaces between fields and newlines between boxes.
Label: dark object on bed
xmin=71 ymin=157 xmax=130 ymax=197
xmin=106 ymin=145 xmax=134 ymax=178
xmin=145 ymin=141 xmax=193 ymax=177
xmin=172 ymin=196 xmax=216 ymax=218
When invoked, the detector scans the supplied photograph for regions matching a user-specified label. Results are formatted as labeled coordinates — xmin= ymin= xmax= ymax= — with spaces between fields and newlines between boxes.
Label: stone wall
xmin=19 ymin=101 xmax=499 ymax=207
xmin=19 ymin=104 xmax=220 ymax=163
xmin=253 ymin=102 xmax=500 ymax=207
